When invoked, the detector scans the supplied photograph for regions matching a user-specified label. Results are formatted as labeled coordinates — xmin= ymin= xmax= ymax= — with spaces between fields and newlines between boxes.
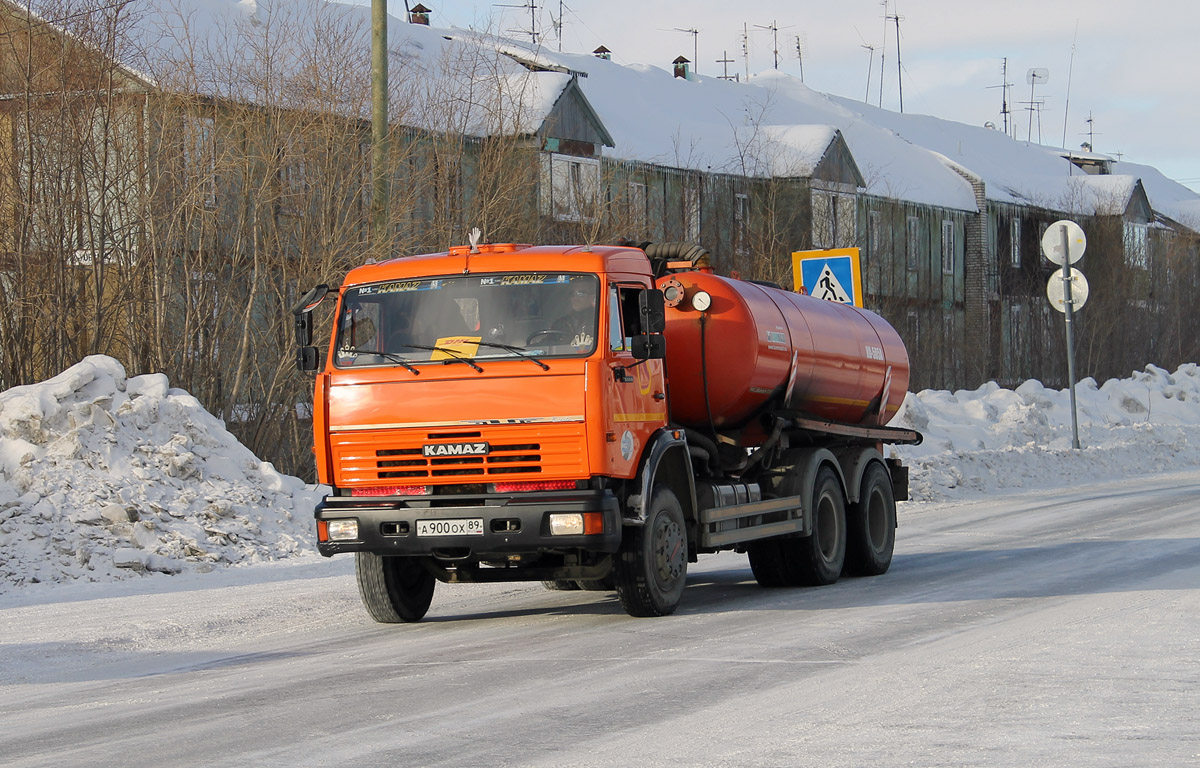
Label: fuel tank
xmin=658 ymin=271 xmax=910 ymax=433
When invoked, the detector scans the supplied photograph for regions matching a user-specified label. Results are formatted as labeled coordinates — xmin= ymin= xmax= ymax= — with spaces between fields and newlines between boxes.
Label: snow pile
xmin=0 ymin=356 xmax=321 ymax=591
xmin=893 ymin=363 xmax=1200 ymax=501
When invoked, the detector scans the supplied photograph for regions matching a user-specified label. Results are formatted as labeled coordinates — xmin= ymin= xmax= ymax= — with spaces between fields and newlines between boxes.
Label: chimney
xmin=409 ymin=3 xmax=431 ymax=25
xmin=673 ymin=56 xmax=690 ymax=79
xmin=593 ymin=45 xmax=611 ymax=60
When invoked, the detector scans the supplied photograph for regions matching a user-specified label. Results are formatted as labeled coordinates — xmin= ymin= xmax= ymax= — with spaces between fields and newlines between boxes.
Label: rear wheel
xmin=844 ymin=462 xmax=896 ymax=576
xmin=748 ymin=462 xmax=846 ymax=587
xmin=356 ymin=552 xmax=436 ymax=623
xmin=614 ymin=486 xmax=688 ymax=617
xmin=792 ymin=466 xmax=847 ymax=585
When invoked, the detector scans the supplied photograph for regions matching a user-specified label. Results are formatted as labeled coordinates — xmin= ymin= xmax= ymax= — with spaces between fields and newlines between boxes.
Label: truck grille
xmin=331 ymin=425 xmax=587 ymax=486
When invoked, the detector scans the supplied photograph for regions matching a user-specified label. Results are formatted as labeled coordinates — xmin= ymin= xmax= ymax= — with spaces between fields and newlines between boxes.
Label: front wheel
xmin=614 ymin=486 xmax=688 ymax=617
xmin=355 ymin=552 xmax=436 ymax=623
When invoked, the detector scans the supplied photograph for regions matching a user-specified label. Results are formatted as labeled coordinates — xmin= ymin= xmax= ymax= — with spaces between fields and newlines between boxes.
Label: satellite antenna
xmin=1025 ymin=67 xmax=1049 ymax=143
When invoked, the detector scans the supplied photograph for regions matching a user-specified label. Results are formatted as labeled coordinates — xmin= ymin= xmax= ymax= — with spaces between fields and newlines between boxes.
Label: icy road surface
xmin=2 ymin=471 xmax=1198 ymax=767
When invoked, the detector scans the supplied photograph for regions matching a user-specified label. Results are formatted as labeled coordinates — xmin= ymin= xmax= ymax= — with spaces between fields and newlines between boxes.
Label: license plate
xmin=417 ymin=518 xmax=485 ymax=537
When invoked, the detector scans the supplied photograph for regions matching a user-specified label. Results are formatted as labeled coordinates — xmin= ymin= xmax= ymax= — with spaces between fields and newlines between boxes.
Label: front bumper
xmin=314 ymin=489 xmax=622 ymax=558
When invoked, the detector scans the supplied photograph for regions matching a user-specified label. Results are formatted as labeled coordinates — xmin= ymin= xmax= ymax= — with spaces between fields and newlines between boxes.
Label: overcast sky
xmin=411 ymin=0 xmax=1200 ymax=193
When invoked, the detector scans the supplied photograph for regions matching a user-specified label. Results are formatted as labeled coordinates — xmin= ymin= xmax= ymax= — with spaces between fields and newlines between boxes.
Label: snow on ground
xmin=1 ymin=355 xmax=1199 ymax=596
xmin=0 ymin=356 xmax=322 ymax=593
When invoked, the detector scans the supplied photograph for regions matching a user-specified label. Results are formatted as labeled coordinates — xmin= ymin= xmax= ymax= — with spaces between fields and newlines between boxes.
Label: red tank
xmin=658 ymin=271 xmax=909 ymax=433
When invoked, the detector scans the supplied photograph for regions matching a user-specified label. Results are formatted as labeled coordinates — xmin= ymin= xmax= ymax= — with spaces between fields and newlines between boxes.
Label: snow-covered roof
xmin=36 ymin=0 xmax=1200 ymax=224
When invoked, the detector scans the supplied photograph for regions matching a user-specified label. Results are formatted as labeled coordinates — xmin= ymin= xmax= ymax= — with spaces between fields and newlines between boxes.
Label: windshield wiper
xmin=473 ymin=341 xmax=550 ymax=370
xmin=346 ymin=348 xmax=421 ymax=375
xmin=396 ymin=344 xmax=484 ymax=373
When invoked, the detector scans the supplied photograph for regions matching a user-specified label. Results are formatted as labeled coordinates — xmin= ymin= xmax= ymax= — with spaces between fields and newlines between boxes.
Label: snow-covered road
xmin=2 ymin=470 xmax=1197 ymax=767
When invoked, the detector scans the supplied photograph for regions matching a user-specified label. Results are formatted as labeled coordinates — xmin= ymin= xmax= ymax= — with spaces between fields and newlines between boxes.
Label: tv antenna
xmin=877 ymin=0 xmax=888 ymax=108
xmin=1061 ymin=20 xmax=1079 ymax=148
xmin=671 ymin=27 xmax=700 ymax=75
xmin=716 ymin=50 xmax=738 ymax=81
xmin=861 ymin=44 xmax=875 ymax=101
xmin=794 ymin=35 xmax=806 ymax=82
xmin=495 ymin=1 xmax=540 ymax=44
xmin=887 ymin=6 xmax=904 ymax=112
xmin=1025 ymin=67 xmax=1049 ymax=143
xmin=986 ymin=57 xmax=1014 ymax=136
xmin=741 ymin=22 xmax=750 ymax=81
xmin=753 ymin=20 xmax=793 ymax=70
xmin=1081 ymin=111 xmax=1098 ymax=151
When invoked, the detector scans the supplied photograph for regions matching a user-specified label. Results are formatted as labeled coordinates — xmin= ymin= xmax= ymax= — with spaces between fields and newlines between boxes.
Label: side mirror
xmin=297 ymin=346 xmax=321 ymax=372
xmin=639 ymin=288 xmax=665 ymax=334
xmin=632 ymin=335 xmax=666 ymax=360
xmin=291 ymin=284 xmax=329 ymax=346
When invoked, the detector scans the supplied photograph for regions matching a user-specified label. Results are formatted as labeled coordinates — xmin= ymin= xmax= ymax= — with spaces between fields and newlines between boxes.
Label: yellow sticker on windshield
xmin=431 ymin=336 xmax=481 ymax=360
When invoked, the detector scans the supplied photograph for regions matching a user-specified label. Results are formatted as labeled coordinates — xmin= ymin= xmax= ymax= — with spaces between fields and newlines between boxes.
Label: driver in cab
xmin=551 ymin=284 xmax=597 ymax=348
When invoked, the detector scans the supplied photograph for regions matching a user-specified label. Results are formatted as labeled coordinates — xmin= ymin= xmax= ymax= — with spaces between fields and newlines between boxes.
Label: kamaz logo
xmin=423 ymin=442 xmax=490 ymax=457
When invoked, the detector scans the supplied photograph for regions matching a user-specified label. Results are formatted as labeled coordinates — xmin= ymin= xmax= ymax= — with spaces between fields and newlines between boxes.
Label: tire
xmin=355 ymin=552 xmax=436 ymax=623
xmin=748 ymin=462 xmax=847 ymax=587
xmin=747 ymin=540 xmax=787 ymax=587
xmin=790 ymin=465 xmax=847 ymax=585
xmin=614 ymin=486 xmax=688 ymax=617
xmin=844 ymin=462 xmax=896 ymax=576
xmin=541 ymin=579 xmax=581 ymax=591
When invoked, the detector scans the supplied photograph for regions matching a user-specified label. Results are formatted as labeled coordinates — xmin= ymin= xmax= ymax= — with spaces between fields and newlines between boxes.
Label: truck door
xmin=603 ymin=283 xmax=668 ymax=476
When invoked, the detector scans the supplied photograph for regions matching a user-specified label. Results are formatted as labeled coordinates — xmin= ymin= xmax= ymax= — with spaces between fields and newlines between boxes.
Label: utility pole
xmin=370 ymin=0 xmax=389 ymax=250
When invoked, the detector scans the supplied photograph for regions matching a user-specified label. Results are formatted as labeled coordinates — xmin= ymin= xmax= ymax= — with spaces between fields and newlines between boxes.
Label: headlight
xmin=549 ymin=513 xmax=584 ymax=535
xmin=327 ymin=519 xmax=360 ymax=541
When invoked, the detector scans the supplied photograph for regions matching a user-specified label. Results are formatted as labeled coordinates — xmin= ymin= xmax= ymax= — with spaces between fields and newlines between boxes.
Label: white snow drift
xmin=0 ymin=356 xmax=321 ymax=592
xmin=2 ymin=356 xmax=1200 ymax=594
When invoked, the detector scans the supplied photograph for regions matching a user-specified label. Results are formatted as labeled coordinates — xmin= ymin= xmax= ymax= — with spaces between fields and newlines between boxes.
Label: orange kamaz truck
xmin=293 ymin=242 xmax=921 ymax=621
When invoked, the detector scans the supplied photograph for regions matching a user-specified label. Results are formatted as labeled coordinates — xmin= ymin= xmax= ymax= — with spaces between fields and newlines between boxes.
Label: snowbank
xmin=0 ymin=356 xmax=321 ymax=592
xmin=893 ymin=363 xmax=1200 ymax=501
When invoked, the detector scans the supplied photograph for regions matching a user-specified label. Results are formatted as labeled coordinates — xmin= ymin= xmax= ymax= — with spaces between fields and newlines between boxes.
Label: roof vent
xmin=593 ymin=46 xmax=611 ymax=60
xmin=673 ymin=56 xmax=690 ymax=79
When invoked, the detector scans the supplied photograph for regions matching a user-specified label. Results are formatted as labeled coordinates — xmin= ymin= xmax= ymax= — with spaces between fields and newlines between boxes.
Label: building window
xmin=813 ymin=192 xmax=834 ymax=248
xmin=1010 ymin=218 xmax=1021 ymax=267
xmin=941 ymin=220 xmax=955 ymax=275
xmin=868 ymin=210 xmax=883 ymax=255
xmin=735 ymin=193 xmax=749 ymax=256
xmin=540 ymin=153 xmax=600 ymax=222
xmin=1124 ymin=223 xmax=1149 ymax=270
xmin=683 ymin=184 xmax=701 ymax=242
xmin=628 ymin=182 xmax=647 ymax=235
xmin=906 ymin=216 xmax=920 ymax=271
xmin=183 ymin=115 xmax=217 ymax=208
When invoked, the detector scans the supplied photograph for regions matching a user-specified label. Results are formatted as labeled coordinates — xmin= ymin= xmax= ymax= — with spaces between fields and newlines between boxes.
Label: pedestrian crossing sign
xmin=792 ymin=248 xmax=864 ymax=308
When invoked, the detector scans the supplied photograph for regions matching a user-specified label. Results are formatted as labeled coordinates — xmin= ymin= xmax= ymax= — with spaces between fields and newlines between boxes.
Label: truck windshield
xmin=334 ymin=273 xmax=600 ymax=368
